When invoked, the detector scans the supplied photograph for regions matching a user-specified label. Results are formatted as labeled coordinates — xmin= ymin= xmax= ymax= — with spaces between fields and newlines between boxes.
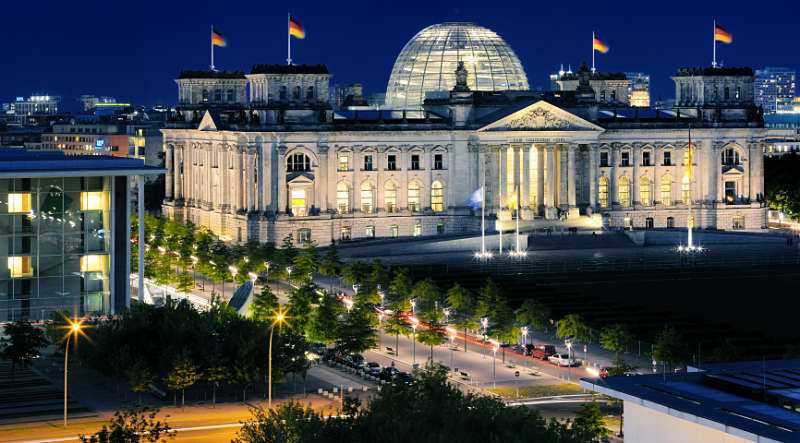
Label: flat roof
xmin=581 ymin=360 xmax=800 ymax=442
xmin=0 ymin=148 xmax=164 ymax=178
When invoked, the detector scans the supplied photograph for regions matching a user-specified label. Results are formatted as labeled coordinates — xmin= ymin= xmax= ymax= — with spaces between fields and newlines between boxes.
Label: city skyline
xmin=3 ymin=0 xmax=799 ymax=107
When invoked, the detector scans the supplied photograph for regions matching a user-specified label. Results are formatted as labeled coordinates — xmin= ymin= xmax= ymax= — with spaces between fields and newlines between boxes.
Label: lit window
xmin=365 ymin=225 xmax=375 ymax=238
xmin=336 ymin=182 xmax=350 ymax=214
xmin=598 ymin=176 xmax=609 ymax=208
xmin=390 ymin=225 xmax=399 ymax=238
xmin=81 ymin=191 xmax=104 ymax=211
xmin=290 ymin=189 xmax=307 ymax=216
xmin=8 ymin=193 xmax=32 ymax=213
xmin=338 ymin=155 xmax=349 ymax=171
xmin=8 ymin=256 xmax=33 ymax=277
xmin=340 ymin=226 xmax=351 ymax=241
xmin=732 ymin=215 xmax=745 ymax=230
xmin=431 ymin=181 xmax=445 ymax=212
xmin=80 ymin=255 xmax=106 ymax=273
xmin=618 ymin=177 xmax=630 ymax=207
xmin=660 ymin=175 xmax=672 ymax=206
xmin=298 ymin=228 xmax=311 ymax=243
xmin=360 ymin=182 xmax=374 ymax=213
xmin=408 ymin=182 xmax=420 ymax=212
xmin=639 ymin=177 xmax=651 ymax=206
xmin=413 ymin=222 xmax=422 ymax=237
xmin=384 ymin=182 xmax=397 ymax=213
xmin=363 ymin=155 xmax=373 ymax=171
xmin=682 ymin=175 xmax=691 ymax=204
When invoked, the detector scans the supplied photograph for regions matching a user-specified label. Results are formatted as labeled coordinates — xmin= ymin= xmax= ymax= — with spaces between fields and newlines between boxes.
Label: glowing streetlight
xmin=410 ymin=317 xmax=419 ymax=366
xmin=480 ymin=317 xmax=489 ymax=359
xmin=443 ymin=308 xmax=450 ymax=324
xmin=446 ymin=326 xmax=457 ymax=369
xmin=248 ymin=272 xmax=258 ymax=282
xmin=521 ymin=326 xmax=529 ymax=346
xmin=268 ymin=306 xmax=288 ymax=409
xmin=490 ymin=339 xmax=500 ymax=388
xmin=63 ymin=318 xmax=85 ymax=427
xmin=410 ymin=299 xmax=416 ymax=315
xmin=377 ymin=288 xmax=385 ymax=308
xmin=566 ymin=340 xmax=573 ymax=381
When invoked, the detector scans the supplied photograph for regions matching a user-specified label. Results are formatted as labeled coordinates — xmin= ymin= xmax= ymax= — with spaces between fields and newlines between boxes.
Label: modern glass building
xmin=385 ymin=22 xmax=529 ymax=108
xmin=754 ymin=67 xmax=796 ymax=113
xmin=0 ymin=149 xmax=163 ymax=321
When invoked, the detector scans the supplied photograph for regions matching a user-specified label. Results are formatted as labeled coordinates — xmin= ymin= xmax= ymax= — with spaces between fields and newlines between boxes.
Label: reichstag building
xmin=161 ymin=22 xmax=787 ymax=246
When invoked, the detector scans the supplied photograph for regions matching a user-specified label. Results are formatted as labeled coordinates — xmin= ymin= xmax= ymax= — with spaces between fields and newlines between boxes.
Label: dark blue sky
xmin=3 ymin=0 xmax=798 ymax=109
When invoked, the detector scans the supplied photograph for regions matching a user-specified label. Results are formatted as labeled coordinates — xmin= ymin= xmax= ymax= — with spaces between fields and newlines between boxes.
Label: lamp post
xmin=378 ymin=287 xmax=385 ymax=308
xmin=377 ymin=311 xmax=384 ymax=350
xmin=411 ymin=317 xmax=419 ymax=366
xmin=491 ymin=339 xmax=499 ymax=389
xmin=410 ymin=298 xmax=416 ymax=316
xmin=521 ymin=326 xmax=529 ymax=347
xmin=63 ymin=319 xmax=83 ymax=428
xmin=209 ymin=260 xmax=217 ymax=294
xmin=284 ymin=266 xmax=293 ymax=299
xmin=226 ymin=265 xmax=238 ymax=299
xmin=268 ymin=306 xmax=287 ymax=410
xmin=190 ymin=255 xmax=199 ymax=289
xmin=446 ymin=326 xmax=456 ymax=369
xmin=566 ymin=341 xmax=573 ymax=381
xmin=481 ymin=317 xmax=489 ymax=359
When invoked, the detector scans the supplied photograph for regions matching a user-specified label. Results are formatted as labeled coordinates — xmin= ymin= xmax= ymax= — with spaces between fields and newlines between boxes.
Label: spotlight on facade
xmin=676 ymin=244 xmax=706 ymax=253
xmin=474 ymin=251 xmax=494 ymax=260
xmin=508 ymin=250 xmax=528 ymax=258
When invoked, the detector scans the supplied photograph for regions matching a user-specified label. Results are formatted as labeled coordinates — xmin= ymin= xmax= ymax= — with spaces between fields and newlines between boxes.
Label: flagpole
xmin=210 ymin=25 xmax=215 ymax=71
xmin=687 ymin=125 xmax=693 ymax=248
xmin=287 ymin=13 xmax=292 ymax=66
xmin=498 ymin=186 xmax=503 ymax=254
xmin=481 ymin=157 xmax=486 ymax=255
xmin=591 ymin=31 xmax=596 ymax=73
xmin=712 ymin=19 xmax=717 ymax=68
xmin=515 ymin=185 xmax=521 ymax=254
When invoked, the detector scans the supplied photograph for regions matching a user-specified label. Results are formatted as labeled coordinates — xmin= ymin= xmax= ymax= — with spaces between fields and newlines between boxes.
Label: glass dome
xmin=385 ymin=22 xmax=529 ymax=108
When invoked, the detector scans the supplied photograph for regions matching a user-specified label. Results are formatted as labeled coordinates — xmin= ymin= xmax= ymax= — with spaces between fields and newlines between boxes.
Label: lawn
xmin=488 ymin=383 xmax=584 ymax=399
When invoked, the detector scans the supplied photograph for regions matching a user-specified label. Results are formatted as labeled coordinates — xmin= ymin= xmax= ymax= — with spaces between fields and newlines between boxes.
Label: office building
xmin=755 ymin=67 xmax=796 ymax=113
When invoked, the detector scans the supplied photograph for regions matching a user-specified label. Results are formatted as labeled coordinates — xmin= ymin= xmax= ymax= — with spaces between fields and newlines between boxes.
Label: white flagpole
xmin=687 ymin=126 xmax=693 ymax=248
xmin=515 ymin=185 xmax=521 ymax=254
xmin=591 ymin=31 xmax=596 ymax=73
xmin=498 ymin=187 xmax=503 ymax=254
xmin=712 ymin=20 xmax=717 ymax=68
xmin=287 ymin=13 xmax=292 ymax=65
xmin=481 ymin=158 xmax=486 ymax=255
xmin=210 ymin=25 xmax=215 ymax=71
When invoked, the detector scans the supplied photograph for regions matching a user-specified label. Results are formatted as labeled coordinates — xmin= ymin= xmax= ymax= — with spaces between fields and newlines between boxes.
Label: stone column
xmin=318 ymin=145 xmax=329 ymax=212
xmin=165 ymin=145 xmax=174 ymax=200
xmin=277 ymin=147 xmax=287 ymax=214
xmin=545 ymin=144 xmax=556 ymax=219
xmin=632 ymin=144 xmax=641 ymax=205
xmin=175 ymin=146 xmax=183 ymax=200
xmin=567 ymin=143 xmax=577 ymax=217
xmin=536 ymin=145 xmax=545 ymax=214
xmin=588 ymin=143 xmax=597 ymax=210
xmin=707 ymin=142 xmax=718 ymax=203
xmin=610 ymin=144 xmax=619 ymax=206
xmin=558 ymin=145 xmax=568 ymax=209
xmin=748 ymin=142 xmax=761 ymax=202
xmin=521 ymin=146 xmax=531 ymax=212
xmin=499 ymin=145 xmax=508 ymax=211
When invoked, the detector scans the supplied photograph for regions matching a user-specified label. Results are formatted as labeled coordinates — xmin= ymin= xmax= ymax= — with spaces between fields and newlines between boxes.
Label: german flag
xmin=289 ymin=16 xmax=306 ymax=39
xmin=211 ymin=28 xmax=227 ymax=47
xmin=593 ymin=35 xmax=609 ymax=54
xmin=714 ymin=24 xmax=732 ymax=44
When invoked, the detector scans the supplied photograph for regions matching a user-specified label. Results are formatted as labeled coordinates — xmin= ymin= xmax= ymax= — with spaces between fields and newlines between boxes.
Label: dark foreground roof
xmin=0 ymin=148 xmax=165 ymax=177
xmin=582 ymin=359 xmax=800 ymax=442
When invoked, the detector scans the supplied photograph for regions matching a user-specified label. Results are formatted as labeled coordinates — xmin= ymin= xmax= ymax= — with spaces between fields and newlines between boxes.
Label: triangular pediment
xmin=478 ymin=101 xmax=604 ymax=132
xmin=288 ymin=172 xmax=314 ymax=183
xmin=198 ymin=111 xmax=218 ymax=131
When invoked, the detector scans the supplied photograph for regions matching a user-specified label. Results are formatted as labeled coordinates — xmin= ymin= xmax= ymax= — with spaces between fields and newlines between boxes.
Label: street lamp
xmin=268 ymin=306 xmax=288 ymax=410
xmin=443 ymin=308 xmax=450 ymax=324
xmin=490 ymin=339 xmax=499 ymax=389
xmin=566 ymin=340 xmax=573 ymax=381
xmin=226 ymin=265 xmax=238 ymax=299
xmin=190 ymin=255 xmax=199 ymax=288
xmin=63 ymin=318 xmax=84 ymax=427
xmin=410 ymin=317 xmax=419 ymax=366
xmin=377 ymin=311 xmax=384 ymax=349
xmin=248 ymin=272 xmax=258 ymax=282
xmin=481 ymin=317 xmax=489 ymax=359
xmin=446 ymin=326 xmax=457 ymax=369
xmin=378 ymin=288 xmax=385 ymax=308
xmin=521 ymin=326 xmax=529 ymax=346
xmin=209 ymin=260 xmax=217 ymax=294
xmin=410 ymin=299 xmax=416 ymax=315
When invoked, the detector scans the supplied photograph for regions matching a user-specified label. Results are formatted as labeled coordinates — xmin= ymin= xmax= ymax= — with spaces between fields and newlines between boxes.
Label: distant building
xmin=554 ymin=63 xmax=630 ymax=106
xmin=1 ymin=95 xmax=61 ymax=125
xmin=80 ymin=95 xmax=117 ymax=112
xmin=333 ymin=83 xmax=368 ymax=109
xmin=582 ymin=359 xmax=800 ymax=443
xmin=0 ymin=148 xmax=163 ymax=321
xmin=754 ymin=67 xmax=796 ymax=113
xmin=625 ymin=72 xmax=651 ymax=107
xmin=549 ymin=64 xmax=574 ymax=91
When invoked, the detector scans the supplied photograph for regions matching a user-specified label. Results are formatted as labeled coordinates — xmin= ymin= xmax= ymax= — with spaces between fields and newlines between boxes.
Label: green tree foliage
xmin=516 ymin=299 xmax=552 ymax=333
xmin=250 ymin=285 xmax=279 ymax=322
xmin=165 ymin=357 xmax=199 ymax=408
xmin=306 ymin=293 xmax=343 ymax=345
xmin=80 ymin=407 xmax=175 ymax=443
xmin=416 ymin=328 xmax=446 ymax=362
xmin=765 ymin=153 xmax=800 ymax=220
xmin=341 ymin=261 xmax=370 ymax=287
xmin=319 ymin=245 xmax=342 ymax=277
xmin=293 ymin=240 xmax=320 ymax=285
xmin=382 ymin=317 xmax=410 ymax=358
xmin=335 ymin=305 xmax=377 ymax=356
xmin=476 ymin=279 xmax=516 ymax=343
xmin=0 ymin=320 xmax=48 ymax=379
xmin=599 ymin=324 xmax=632 ymax=358
xmin=571 ymin=402 xmax=611 ymax=443
xmin=653 ymin=325 xmax=687 ymax=370
xmin=411 ymin=278 xmax=441 ymax=323
xmin=556 ymin=314 xmax=593 ymax=343
xmin=287 ymin=284 xmax=319 ymax=335
xmin=447 ymin=284 xmax=478 ymax=351
xmin=280 ymin=234 xmax=298 ymax=266
xmin=203 ymin=366 xmax=227 ymax=407
xmin=127 ymin=362 xmax=154 ymax=405
xmin=387 ymin=268 xmax=413 ymax=311
xmin=234 ymin=369 xmax=605 ymax=443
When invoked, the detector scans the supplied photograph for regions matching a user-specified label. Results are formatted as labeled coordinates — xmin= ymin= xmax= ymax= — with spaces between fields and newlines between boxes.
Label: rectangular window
xmin=642 ymin=151 xmax=651 ymax=166
xmin=340 ymin=226 xmax=351 ymax=241
xmin=363 ymin=155 xmax=373 ymax=171
xmin=390 ymin=225 xmax=399 ymax=238
xmin=338 ymin=155 xmax=349 ymax=172
xmin=667 ymin=217 xmax=675 ymax=228
xmin=387 ymin=154 xmax=397 ymax=171
xmin=80 ymin=191 xmax=105 ymax=211
xmin=645 ymin=217 xmax=654 ymax=229
xmin=8 ymin=193 xmax=32 ymax=213
xmin=621 ymin=152 xmax=630 ymax=167
xmin=411 ymin=154 xmax=420 ymax=170
xmin=80 ymin=254 xmax=106 ymax=273
xmin=600 ymin=152 xmax=609 ymax=167
xmin=436 ymin=222 xmax=445 ymax=234
xmin=663 ymin=151 xmax=672 ymax=166
xmin=365 ymin=225 xmax=375 ymax=238
xmin=732 ymin=215 xmax=745 ymax=230
xmin=8 ymin=256 xmax=33 ymax=277
xmin=290 ymin=189 xmax=307 ymax=216
xmin=298 ymin=228 xmax=311 ymax=244
xmin=725 ymin=181 xmax=736 ymax=204
xmin=433 ymin=153 xmax=443 ymax=170
xmin=413 ymin=223 xmax=422 ymax=237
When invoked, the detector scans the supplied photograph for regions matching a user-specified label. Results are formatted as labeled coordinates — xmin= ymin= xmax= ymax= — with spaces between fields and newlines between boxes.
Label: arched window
xmin=384 ymin=181 xmax=397 ymax=213
xmin=336 ymin=182 xmax=350 ymax=214
xmin=293 ymin=86 xmax=301 ymax=100
xmin=202 ymin=89 xmax=210 ymax=102
xmin=287 ymin=153 xmax=311 ymax=172
xmin=431 ymin=181 xmax=445 ymax=212
xmin=682 ymin=175 xmax=691 ymax=204
xmin=408 ymin=182 xmax=420 ymax=212
xmin=279 ymin=86 xmax=287 ymax=101
xmin=660 ymin=174 xmax=672 ymax=206
xmin=306 ymin=86 xmax=315 ymax=101
xmin=639 ymin=176 xmax=651 ymax=206
xmin=618 ymin=176 xmax=630 ymax=208
xmin=360 ymin=182 xmax=374 ymax=214
xmin=598 ymin=176 xmax=609 ymax=208
xmin=722 ymin=147 xmax=741 ymax=166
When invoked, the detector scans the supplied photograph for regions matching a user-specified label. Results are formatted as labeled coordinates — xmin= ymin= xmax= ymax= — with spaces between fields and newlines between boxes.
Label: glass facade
xmin=385 ymin=22 xmax=529 ymax=108
xmin=0 ymin=177 xmax=112 ymax=321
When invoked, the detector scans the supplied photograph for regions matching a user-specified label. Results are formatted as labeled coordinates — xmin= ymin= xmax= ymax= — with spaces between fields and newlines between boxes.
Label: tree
xmin=80 ymin=407 xmax=175 ymax=443
xmin=765 ymin=153 xmax=800 ymax=220
xmin=516 ymin=299 xmax=551 ymax=333
xmin=293 ymin=240 xmax=319 ymax=284
xmin=571 ymin=402 xmax=610 ymax=443
xmin=447 ymin=284 xmax=478 ymax=352
xmin=287 ymin=284 xmax=319 ymax=335
xmin=165 ymin=357 xmax=199 ymax=408
xmin=416 ymin=328 xmax=446 ymax=362
xmin=203 ymin=366 xmax=227 ymax=407
xmin=250 ymin=285 xmax=279 ymax=322
xmin=411 ymin=278 xmax=440 ymax=323
xmin=335 ymin=305 xmax=377 ymax=356
xmin=476 ymin=280 xmax=516 ymax=343
xmin=599 ymin=324 xmax=632 ymax=359
xmin=382 ymin=316 xmax=410 ymax=358
xmin=234 ymin=402 xmax=330 ymax=443
xmin=0 ymin=320 xmax=48 ymax=380
xmin=653 ymin=325 xmax=686 ymax=371
xmin=127 ymin=361 xmax=154 ymax=405
xmin=556 ymin=314 xmax=593 ymax=343
xmin=387 ymin=268 xmax=413 ymax=311
xmin=280 ymin=234 xmax=297 ymax=264
xmin=306 ymin=293 xmax=343 ymax=345
xmin=319 ymin=245 xmax=342 ymax=277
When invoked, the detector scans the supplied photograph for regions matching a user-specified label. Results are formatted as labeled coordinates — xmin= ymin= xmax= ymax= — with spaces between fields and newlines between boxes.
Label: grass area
xmin=488 ymin=383 xmax=584 ymax=399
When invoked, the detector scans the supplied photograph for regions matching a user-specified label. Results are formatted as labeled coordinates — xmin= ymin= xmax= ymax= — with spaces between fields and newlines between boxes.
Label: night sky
xmin=3 ymin=0 xmax=798 ymax=109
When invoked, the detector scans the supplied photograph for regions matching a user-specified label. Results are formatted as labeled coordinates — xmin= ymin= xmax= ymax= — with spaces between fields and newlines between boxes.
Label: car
xmin=364 ymin=362 xmax=382 ymax=376
xmin=511 ymin=344 xmax=526 ymax=355
xmin=548 ymin=353 xmax=578 ymax=367
xmin=532 ymin=344 xmax=556 ymax=360
xmin=394 ymin=372 xmax=415 ymax=385
xmin=379 ymin=367 xmax=400 ymax=381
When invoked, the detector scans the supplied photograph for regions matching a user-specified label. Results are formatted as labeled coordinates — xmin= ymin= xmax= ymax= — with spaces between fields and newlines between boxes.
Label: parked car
xmin=511 ymin=344 xmax=526 ymax=355
xmin=364 ymin=362 xmax=382 ymax=376
xmin=394 ymin=372 xmax=416 ymax=385
xmin=379 ymin=367 xmax=400 ymax=382
xmin=532 ymin=344 xmax=557 ymax=360
xmin=548 ymin=353 xmax=578 ymax=367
